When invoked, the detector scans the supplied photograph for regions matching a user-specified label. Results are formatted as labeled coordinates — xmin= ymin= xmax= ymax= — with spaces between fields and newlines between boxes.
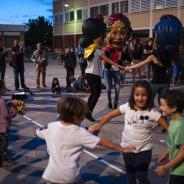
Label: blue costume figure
xmin=151 ymin=14 xmax=183 ymax=101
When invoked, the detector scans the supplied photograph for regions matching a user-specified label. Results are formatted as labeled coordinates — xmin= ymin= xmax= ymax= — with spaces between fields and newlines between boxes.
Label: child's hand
xmin=155 ymin=165 xmax=167 ymax=176
xmin=88 ymin=123 xmax=101 ymax=134
xmin=121 ymin=146 xmax=136 ymax=153
xmin=157 ymin=155 xmax=167 ymax=164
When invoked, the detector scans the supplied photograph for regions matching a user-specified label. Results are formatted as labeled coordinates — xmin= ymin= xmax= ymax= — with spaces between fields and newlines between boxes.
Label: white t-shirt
xmin=36 ymin=121 xmax=100 ymax=184
xmin=85 ymin=48 xmax=104 ymax=76
xmin=119 ymin=103 xmax=161 ymax=153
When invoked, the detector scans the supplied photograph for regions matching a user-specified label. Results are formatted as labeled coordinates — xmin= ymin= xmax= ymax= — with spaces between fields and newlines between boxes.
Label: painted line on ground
xmin=23 ymin=115 xmax=126 ymax=174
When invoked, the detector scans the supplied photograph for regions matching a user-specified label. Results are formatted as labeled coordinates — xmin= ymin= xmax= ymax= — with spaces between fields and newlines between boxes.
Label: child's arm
xmin=157 ymin=117 xmax=168 ymax=131
xmin=157 ymin=149 xmax=169 ymax=164
xmin=155 ymin=145 xmax=184 ymax=176
xmin=88 ymin=109 xmax=121 ymax=134
xmin=101 ymin=54 xmax=124 ymax=71
xmin=98 ymin=139 xmax=135 ymax=153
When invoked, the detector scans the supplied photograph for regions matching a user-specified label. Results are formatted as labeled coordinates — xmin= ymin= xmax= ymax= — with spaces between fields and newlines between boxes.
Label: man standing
xmin=31 ymin=43 xmax=48 ymax=88
xmin=0 ymin=40 xmax=7 ymax=83
xmin=11 ymin=40 xmax=28 ymax=91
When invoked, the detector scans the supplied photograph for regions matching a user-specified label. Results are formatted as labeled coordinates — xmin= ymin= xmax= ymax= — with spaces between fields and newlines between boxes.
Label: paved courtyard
xmin=1 ymin=60 xmax=182 ymax=184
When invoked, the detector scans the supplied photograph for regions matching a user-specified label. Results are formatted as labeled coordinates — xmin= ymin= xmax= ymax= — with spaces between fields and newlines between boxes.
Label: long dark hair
xmin=129 ymin=80 xmax=154 ymax=111
xmin=52 ymin=77 xmax=60 ymax=88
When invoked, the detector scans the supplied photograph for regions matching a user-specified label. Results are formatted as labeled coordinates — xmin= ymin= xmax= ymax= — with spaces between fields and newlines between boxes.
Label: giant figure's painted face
xmin=106 ymin=13 xmax=132 ymax=48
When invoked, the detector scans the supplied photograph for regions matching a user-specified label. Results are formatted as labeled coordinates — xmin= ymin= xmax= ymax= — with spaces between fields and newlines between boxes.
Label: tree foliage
xmin=25 ymin=16 xmax=53 ymax=48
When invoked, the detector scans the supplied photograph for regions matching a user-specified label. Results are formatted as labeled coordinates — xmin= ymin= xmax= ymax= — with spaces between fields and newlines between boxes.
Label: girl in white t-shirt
xmin=35 ymin=96 xmax=134 ymax=184
xmin=89 ymin=80 xmax=168 ymax=184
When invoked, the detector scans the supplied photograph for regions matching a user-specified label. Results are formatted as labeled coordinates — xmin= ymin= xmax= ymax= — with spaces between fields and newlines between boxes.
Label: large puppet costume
xmin=80 ymin=18 xmax=124 ymax=121
xmin=104 ymin=13 xmax=132 ymax=109
xmin=126 ymin=14 xmax=183 ymax=102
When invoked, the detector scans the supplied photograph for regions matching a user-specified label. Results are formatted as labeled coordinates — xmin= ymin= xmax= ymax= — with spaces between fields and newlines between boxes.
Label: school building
xmin=53 ymin=0 xmax=184 ymax=49
xmin=0 ymin=24 xmax=25 ymax=48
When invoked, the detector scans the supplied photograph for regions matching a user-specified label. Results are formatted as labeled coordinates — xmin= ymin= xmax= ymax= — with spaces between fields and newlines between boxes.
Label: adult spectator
xmin=64 ymin=48 xmax=77 ymax=88
xmin=31 ymin=43 xmax=48 ymax=88
xmin=11 ymin=40 xmax=28 ymax=91
xmin=0 ymin=40 xmax=7 ymax=83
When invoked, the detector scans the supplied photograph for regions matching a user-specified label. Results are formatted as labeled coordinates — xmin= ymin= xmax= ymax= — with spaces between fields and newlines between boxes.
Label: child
xmin=89 ymin=80 xmax=168 ymax=184
xmin=35 ymin=96 xmax=135 ymax=184
xmin=51 ymin=77 xmax=61 ymax=94
xmin=0 ymin=80 xmax=17 ymax=167
xmin=80 ymin=18 xmax=125 ymax=121
xmin=155 ymin=89 xmax=184 ymax=184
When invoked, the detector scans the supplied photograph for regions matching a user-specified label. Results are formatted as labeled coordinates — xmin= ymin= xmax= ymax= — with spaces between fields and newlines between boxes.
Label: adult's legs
xmin=13 ymin=68 xmax=20 ymax=90
xmin=19 ymin=67 xmax=26 ymax=88
xmin=86 ymin=73 xmax=101 ymax=113
xmin=113 ymin=70 xmax=121 ymax=106
xmin=41 ymin=66 xmax=47 ymax=87
xmin=0 ymin=63 xmax=6 ymax=81
xmin=105 ymin=70 xmax=113 ymax=105
xmin=36 ymin=64 xmax=41 ymax=88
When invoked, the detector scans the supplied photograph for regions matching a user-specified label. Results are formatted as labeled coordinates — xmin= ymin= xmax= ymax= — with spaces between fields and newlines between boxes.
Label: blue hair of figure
xmin=154 ymin=14 xmax=183 ymax=51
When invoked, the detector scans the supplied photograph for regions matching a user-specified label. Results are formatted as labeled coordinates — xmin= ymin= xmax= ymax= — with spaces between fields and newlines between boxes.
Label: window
xmin=70 ymin=11 xmax=75 ymax=21
xmin=100 ymin=4 xmax=109 ymax=16
xmin=83 ymin=9 xmax=88 ymax=20
xmin=90 ymin=6 xmax=99 ymax=17
xmin=131 ymin=0 xmax=150 ymax=12
xmin=112 ymin=2 xmax=119 ymax=14
xmin=154 ymin=0 xmax=177 ymax=9
xmin=120 ymin=1 xmax=128 ymax=13
xmin=65 ymin=12 xmax=70 ymax=22
xmin=77 ymin=9 xmax=82 ymax=20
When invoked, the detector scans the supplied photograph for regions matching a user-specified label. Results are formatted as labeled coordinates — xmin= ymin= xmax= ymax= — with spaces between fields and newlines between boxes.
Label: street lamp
xmin=64 ymin=4 xmax=69 ymax=7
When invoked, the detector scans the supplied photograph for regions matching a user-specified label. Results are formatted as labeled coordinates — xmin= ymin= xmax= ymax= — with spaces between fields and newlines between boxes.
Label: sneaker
xmin=114 ymin=103 xmax=119 ymax=109
xmin=85 ymin=112 xmax=96 ymax=122
xmin=108 ymin=102 xmax=113 ymax=109
xmin=36 ymin=85 xmax=40 ymax=88
xmin=43 ymin=85 xmax=47 ymax=88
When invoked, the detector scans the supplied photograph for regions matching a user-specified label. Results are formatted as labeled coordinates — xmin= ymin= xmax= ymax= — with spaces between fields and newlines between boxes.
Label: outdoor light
xmin=64 ymin=4 xmax=69 ymax=7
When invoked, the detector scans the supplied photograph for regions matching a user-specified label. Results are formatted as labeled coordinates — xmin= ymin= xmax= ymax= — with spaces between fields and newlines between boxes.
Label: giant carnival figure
xmin=80 ymin=17 xmax=124 ymax=121
xmin=104 ymin=13 xmax=132 ymax=109
xmin=126 ymin=14 xmax=183 ymax=102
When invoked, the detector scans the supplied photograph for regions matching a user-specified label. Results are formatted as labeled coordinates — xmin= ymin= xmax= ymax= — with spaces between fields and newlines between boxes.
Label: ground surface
xmin=1 ymin=60 xmax=182 ymax=184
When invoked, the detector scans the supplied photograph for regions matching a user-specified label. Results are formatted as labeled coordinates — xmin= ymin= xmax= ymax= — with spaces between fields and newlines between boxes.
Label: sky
xmin=0 ymin=0 xmax=52 ymax=25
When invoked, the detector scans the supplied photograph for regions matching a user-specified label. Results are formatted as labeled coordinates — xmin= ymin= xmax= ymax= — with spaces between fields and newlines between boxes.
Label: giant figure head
xmin=106 ymin=13 xmax=132 ymax=48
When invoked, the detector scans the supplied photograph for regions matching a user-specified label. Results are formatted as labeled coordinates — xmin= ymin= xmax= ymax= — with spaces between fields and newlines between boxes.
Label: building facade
xmin=0 ymin=24 xmax=25 ymax=48
xmin=53 ymin=0 xmax=184 ymax=49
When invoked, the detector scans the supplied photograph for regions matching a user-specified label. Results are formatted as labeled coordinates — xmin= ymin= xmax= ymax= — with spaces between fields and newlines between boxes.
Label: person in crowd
xmin=11 ymin=40 xmax=28 ymax=91
xmin=0 ymin=40 xmax=7 ymax=83
xmin=80 ymin=17 xmax=125 ymax=121
xmin=35 ymin=96 xmax=135 ymax=184
xmin=31 ymin=42 xmax=48 ymax=88
xmin=51 ymin=77 xmax=61 ymax=94
xmin=155 ymin=89 xmax=184 ymax=184
xmin=89 ymin=80 xmax=168 ymax=184
xmin=64 ymin=48 xmax=77 ymax=88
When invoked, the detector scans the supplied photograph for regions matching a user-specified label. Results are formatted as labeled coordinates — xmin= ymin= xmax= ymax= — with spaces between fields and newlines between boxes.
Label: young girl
xmin=80 ymin=17 xmax=125 ymax=122
xmin=155 ymin=89 xmax=184 ymax=184
xmin=89 ymin=80 xmax=168 ymax=184
xmin=0 ymin=80 xmax=17 ymax=167
xmin=51 ymin=77 xmax=61 ymax=94
xmin=35 ymin=96 xmax=135 ymax=184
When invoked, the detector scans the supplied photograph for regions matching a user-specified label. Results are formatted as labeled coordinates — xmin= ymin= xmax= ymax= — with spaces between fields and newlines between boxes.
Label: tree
xmin=25 ymin=16 xmax=53 ymax=48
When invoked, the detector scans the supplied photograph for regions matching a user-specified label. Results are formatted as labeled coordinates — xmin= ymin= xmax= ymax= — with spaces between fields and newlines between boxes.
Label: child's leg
xmin=123 ymin=153 xmax=136 ymax=184
xmin=169 ymin=175 xmax=184 ymax=184
xmin=135 ymin=149 xmax=152 ymax=184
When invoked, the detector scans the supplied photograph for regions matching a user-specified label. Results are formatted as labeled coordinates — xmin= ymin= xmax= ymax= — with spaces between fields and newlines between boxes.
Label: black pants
xmin=13 ymin=67 xmax=26 ymax=90
xmin=123 ymin=149 xmax=152 ymax=184
xmin=0 ymin=63 xmax=6 ymax=81
xmin=0 ymin=133 xmax=8 ymax=166
xmin=66 ymin=67 xmax=75 ymax=87
xmin=86 ymin=73 xmax=101 ymax=112
xmin=169 ymin=175 xmax=184 ymax=184
xmin=80 ymin=63 xmax=87 ymax=76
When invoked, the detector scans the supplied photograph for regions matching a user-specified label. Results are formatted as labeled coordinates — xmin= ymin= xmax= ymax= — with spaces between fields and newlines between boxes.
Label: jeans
xmin=105 ymin=70 xmax=121 ymax=104
xmin=79 ymin=63 xmax=87 ymax=77
xmin=13 ymin=66 xmax=26 ymax=90
xmin=66 ymin=67 xmax=75 ymax=87
xmin=86 ymin=73 xmax=101 ymax=112
xmin=123 ymin=149 xmax=152 ymax=184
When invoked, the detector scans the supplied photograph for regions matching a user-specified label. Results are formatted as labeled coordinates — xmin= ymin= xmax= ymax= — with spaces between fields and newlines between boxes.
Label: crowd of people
xmin=0 ymin=12 xmax=184 ymax=184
